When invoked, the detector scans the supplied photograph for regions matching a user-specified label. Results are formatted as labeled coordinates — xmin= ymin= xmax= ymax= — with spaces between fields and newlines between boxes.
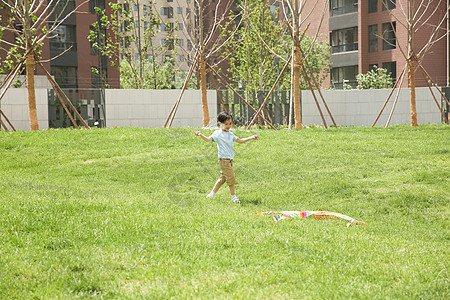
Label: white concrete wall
xmin=1 ymin=87 xmax=445 ymax=131
xmin=0 ymin=75 xmax=52 ymax=89
xmin=105 ymin=89 xmax=217 ymax=128
xmin=301 ymin=87 xmax=443 ymax=127
xmin=1 ymin=88 xmax=49 ymax=131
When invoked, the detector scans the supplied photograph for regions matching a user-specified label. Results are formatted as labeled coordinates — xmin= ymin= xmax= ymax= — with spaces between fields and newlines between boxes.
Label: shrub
xmin=356 ymin=66 xmax=394 ymax=89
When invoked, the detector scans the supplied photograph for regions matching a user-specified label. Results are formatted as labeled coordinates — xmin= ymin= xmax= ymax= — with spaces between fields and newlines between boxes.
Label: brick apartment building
xmin=116 ymin=0 xmax=195 ymax=73
xmin=0 ymin=0 xmax=120 ymax=89
xmin=302 ymin=0 xmax=449 ymax=89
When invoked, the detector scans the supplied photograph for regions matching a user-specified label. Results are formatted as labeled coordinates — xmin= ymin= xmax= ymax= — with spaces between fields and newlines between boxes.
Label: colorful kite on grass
xmin=254 ymin=211 xmax=368 ymax=228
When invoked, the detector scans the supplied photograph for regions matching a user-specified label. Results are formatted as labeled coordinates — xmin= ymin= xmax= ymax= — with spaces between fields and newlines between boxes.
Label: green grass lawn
xmin=0 ymin=125 xmax=448 ymax=299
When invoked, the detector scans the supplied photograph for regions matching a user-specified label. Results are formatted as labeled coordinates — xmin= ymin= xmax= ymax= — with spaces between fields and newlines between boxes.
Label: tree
xmin=221 ymin=0 xmax=289 ymax=94
xmin=118 ymin=56 xmax=196 ymax=89
xmin=356 ymin=66 xmax=394 ymax=89
xmin=89 ymin=0 xmax=176 ymax=89
xmin=219 ymin=0 xmax=329 ymax=126
xmin=165 ymin=0 xmax=237 ymax=128
xmin=282 ymin=0 xmax=330 ymax=129
xmin=0 ymin=0 xmax=87 ymax=130
xmin=383 ymin=0 xmax=449 ymax=126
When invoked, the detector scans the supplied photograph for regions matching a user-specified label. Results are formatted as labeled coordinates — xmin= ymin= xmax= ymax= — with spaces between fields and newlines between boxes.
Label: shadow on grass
xmin=244 ymin=198 xmax=263 ymax=205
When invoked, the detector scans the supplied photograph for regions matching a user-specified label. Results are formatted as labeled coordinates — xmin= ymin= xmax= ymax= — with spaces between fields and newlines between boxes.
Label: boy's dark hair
xmin=217 ymin=111 xmax=232 ymax=123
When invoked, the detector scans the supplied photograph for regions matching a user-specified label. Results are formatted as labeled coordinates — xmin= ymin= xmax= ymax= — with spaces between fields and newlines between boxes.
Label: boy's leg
xmin=219 ymin=159 xmax=236 ymax=190
xmin=219 ymin=159 xmax=239 ymax=202
xmin=212 ymin=174 xmax=226 ymax=193
xmin=210 ymin=160 xmax=228 ymax=194
xmin=229 ymin=185 xmax=235 ymax=195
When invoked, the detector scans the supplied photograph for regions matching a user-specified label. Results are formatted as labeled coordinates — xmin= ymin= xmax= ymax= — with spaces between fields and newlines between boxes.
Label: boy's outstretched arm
xmin=236 ymin=135 xmax=259 ymax=144
xmin=195 ymin=130 xmax=213 ymax=142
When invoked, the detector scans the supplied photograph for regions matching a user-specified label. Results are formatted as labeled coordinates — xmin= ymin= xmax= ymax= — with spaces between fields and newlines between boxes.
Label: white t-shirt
xmin=210 ymin=130 xmax=238 ymax=159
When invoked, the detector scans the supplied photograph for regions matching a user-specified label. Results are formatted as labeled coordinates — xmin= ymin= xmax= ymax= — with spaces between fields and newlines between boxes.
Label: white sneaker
xmin=206 ymin=191 xmax=216 ymax=198
xmin=231 ymin=195 xmax=240 ymax=203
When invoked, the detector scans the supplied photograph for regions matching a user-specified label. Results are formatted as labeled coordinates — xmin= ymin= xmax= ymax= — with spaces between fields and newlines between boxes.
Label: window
xmin=178 ymin=39 xmax=184 ymax=46
xmin=90 ymin=25 xmax=98 ymax=55
xmin=177 ymin=7 xmax=183 ymax=14
xmin=134 ymin=4 xmax=139 ymax=11
xmin=330 ymin=27 xmax=358 ymax=54
xmin=382 ymin=62 xmax=397 ymax=82
xmin=89 ymin=0 xmax=104 ymax=14
xmin=368 ymin=24 xmax=378 ymax=53
xmin=178 ymin=23 xmax=183 ymax=30
xmin=163 ymin=39 xmax=174 ymax=50
xmin=91 ymin=66 xmax=107 ymax=89
xmin=51 ymin=66 xmax=78 ymax=89
xmin=50 ymin=24 xmax=77 ymax=52
xmin=368 ymin=0 xmax=377 ymax=13
xmin=178 ymin=55 xmax=184 ymax=62
xmin=331 ymin=65 xmax=358 ymax=89
xmin=330 ymin=0 xmax=358 ymax=16
xmin=382 ymin=22 xmax=396 ymax=50
xmin=382 ymin=0 xmax=396 ymax=10
xmin=162 ymin=23 xmax=174 ymax=32
xmin=123 ymin=20 xmax=131 ymax=32
xmin=161 ymin=7 xmax=174 ymax=18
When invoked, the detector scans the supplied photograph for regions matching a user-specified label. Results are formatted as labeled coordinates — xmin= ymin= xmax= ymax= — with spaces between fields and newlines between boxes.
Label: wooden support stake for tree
xmin=0 ymin=60 xmax=28 ymax=131
xmin=299 ymin=47 xmax=337 ymax=127
xmin=418 ymin=67 xmax=449 ymax=124
xmin=0 ymin=62 xmax=22 ymax=91
xmin=0 ymin=112 xmax=9 ymax=131
xmin=165 ymin=51 xmax=200 ymax=128
xmin=0 ymin=62 xmax=25 ymax=131
xmin=52 ymin=82 xmax=79 ymax=129
xmin=0 ymin=60 xmax=25 ymax=104
xmin=208 ymin=62 xmax=277 ymax=130
xmin=39 ymin=63 xmax=80 ymax=128
xmin=386 ymin=68 xmax=407 ymax=127
xmin=211 ymin=74 xmax=228 ymax=113
xmin=300 ymin=63 xmax=328 ymax=128
xmin=0 ymin=109 xmax=16 ymax=131
xmin=38 ymin=61 xmax=90 ymax=129
xmin=417 ymin=63 xmax=450 ymax=107
xmin=372 ymin=65 xmax=407 ymax=127
xmin=246 ymin=55 xmax=292 ymax=130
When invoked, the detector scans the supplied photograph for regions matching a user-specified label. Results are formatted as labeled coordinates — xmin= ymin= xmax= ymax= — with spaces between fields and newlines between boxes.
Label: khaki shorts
xmin=218 ymin=159 xmax=236 ymax=186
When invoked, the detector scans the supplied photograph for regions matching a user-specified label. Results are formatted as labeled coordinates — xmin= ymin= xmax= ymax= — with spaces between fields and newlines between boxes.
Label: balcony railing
xmin=50 ymin=42 xmax=77 ymax=52
xmin=331 ymin=80 xmax=358 ymax=89
xmin=331 ymin=42 xmax=358 ymax=54
xmin=330 ymin=3 xmax=358 ymax=17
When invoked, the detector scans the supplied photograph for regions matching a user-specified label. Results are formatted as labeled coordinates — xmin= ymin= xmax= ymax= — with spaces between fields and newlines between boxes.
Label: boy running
xmin=195 ymin=112 xmax=258 ymax=203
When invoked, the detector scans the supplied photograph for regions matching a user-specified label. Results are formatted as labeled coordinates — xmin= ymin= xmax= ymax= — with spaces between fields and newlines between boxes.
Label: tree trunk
xmin=292 ymin=44 xmax=302 ymax=129
xmin=408 ymin=59 xmax=418 ymax=126
xmin=408 ymin=0 xmax=418 ymax=127
xmin=200 ymin=53 xmax=209 ymax=127
xmin=26 ymin=52 xmax=39 ymax=131
xmin=291 ymin=0 xmax=302 ymax=130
